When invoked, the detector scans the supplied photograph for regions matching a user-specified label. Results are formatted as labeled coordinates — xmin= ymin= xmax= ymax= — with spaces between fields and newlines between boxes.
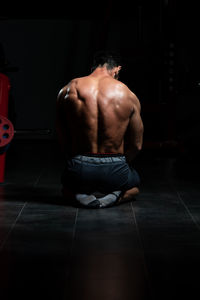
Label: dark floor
xmin=0 ymin=139 xmax=200 ymax=300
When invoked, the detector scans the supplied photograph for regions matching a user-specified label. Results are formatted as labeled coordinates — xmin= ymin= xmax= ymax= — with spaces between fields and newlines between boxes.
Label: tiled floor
xmin=0 ymin=139 xmax=200 ymax=300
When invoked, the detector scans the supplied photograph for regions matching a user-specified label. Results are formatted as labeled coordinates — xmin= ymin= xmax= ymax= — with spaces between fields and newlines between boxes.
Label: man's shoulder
xmin=129 ymin=92 xmax=141 ymax=112
xmin=116 ymin=82 xmax=137 ymax=101
xmin=57 ymin=78 xmax=80 ymax=100
xmin=105 ymin=79 xmax=129 ymax=95
xmin=119 ymin=84 xmax=141 ymax=111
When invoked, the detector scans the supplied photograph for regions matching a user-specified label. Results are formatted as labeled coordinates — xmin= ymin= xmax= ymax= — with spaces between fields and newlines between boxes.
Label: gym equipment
xmin=0 ymin=114 xmax=14 ymax=152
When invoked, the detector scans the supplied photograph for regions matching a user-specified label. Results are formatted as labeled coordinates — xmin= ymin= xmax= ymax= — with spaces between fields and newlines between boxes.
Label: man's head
xmin=91 ymin=50 xmax=122 ymax=79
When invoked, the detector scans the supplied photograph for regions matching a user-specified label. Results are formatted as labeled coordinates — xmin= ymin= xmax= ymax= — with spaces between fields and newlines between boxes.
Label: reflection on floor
xmin=0 ymin=140 xmax=200 ymax=300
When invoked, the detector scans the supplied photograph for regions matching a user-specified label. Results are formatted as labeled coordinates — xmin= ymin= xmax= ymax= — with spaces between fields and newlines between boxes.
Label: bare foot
xmin=117 ymin=187 xmax=139 ymax=205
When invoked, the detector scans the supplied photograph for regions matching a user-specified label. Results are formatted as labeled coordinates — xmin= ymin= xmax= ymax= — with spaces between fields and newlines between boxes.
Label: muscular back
xmin=56 ymin=71 xmax=142 ymax=157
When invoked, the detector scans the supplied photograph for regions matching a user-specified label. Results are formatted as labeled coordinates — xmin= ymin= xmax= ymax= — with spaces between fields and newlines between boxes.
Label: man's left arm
xmin=124 ymin=93 xmax=144 ymax=164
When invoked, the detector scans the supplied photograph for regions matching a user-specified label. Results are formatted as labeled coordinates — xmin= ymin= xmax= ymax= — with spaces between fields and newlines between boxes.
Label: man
xmin=56 ymin=51 xmax=144 ymax=208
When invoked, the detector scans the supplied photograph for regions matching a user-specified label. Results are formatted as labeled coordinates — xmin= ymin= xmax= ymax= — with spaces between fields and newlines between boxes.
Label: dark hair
xmin=91 ymin=50 xmax=121 ymax=71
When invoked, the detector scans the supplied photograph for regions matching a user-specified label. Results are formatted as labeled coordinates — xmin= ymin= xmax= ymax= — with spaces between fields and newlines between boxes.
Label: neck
xmin=91 ymin=67 xmax=113 ymax=78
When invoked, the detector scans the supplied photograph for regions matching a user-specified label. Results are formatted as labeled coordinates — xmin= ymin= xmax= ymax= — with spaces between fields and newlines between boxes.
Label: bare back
xmin=56 ymin=70 xmax=142 ymax=157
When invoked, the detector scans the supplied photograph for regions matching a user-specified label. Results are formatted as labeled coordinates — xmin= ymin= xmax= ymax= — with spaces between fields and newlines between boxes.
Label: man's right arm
xmin=124 ymin=94 xmax=144 ymax=164
xmin=56 ymin=85 xmax=71 ymax=153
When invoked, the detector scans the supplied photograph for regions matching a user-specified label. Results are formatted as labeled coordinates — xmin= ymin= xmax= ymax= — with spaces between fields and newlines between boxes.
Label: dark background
xmin=1 ymin=0 xmax=200 ymax=163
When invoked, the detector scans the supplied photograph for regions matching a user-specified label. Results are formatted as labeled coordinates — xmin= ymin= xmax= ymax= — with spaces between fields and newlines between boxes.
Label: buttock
xmin=61 ymin=154 xmax=140 ymax=194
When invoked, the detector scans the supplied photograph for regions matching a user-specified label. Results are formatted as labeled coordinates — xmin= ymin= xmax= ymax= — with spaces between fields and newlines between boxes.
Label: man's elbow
xmin=135 ymin=142 xmax=143 ymax=152
xmin=137 ymin=144 xmax=143 ymax=152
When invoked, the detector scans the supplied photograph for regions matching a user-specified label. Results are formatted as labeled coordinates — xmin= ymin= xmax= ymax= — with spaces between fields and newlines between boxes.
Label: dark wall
xmin=175 ymin=17 xmax=200 ymax=159
xmin=0 ymin=19 xmax=94 ymax=132
xmin=0 ymin=0 xmax=200 ymax=160
xmin=0 ymin=5 xmax=164 ymax=134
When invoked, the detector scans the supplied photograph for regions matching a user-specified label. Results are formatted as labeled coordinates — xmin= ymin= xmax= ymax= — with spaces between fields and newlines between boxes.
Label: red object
xmin=0 ymin=73 xmax=11 ymax=183
xmin=0 ymin=115 xmax=14 ymax=148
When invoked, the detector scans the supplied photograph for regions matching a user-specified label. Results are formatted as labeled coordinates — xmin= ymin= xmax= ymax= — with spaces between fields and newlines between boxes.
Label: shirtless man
xmin=56 ymin=51 xmax=144 ymax=208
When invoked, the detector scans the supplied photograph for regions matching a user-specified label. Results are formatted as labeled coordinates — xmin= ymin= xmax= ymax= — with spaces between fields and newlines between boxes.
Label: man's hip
xmin=61 ymin=153 xmax=140 ymax=194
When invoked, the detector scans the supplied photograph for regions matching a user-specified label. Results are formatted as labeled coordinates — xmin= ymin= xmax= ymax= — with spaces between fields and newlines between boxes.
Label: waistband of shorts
xmin=72 ymin=154 xmax=126 ymax=164
xmin=82 ymin=153 xmax=124 ymax=157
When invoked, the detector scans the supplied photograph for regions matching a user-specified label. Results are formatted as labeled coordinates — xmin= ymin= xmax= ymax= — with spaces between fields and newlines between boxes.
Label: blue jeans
xmin=61 ymin=154 xmax=140 ymax=194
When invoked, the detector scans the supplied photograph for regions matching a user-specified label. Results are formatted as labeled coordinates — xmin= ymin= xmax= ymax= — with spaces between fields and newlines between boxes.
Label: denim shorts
xmin=61 ymin=154 xmax=140 ymax=194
